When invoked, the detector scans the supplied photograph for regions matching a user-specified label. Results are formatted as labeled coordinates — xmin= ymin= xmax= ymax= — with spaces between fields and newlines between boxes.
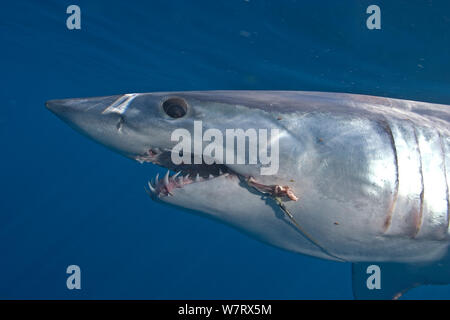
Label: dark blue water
xmin=1 ymin=0 xmax=450 ymax=299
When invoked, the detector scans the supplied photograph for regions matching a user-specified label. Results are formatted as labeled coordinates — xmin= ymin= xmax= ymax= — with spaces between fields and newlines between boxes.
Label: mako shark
xmin=46 ymin=91 xmax=450 ymax=299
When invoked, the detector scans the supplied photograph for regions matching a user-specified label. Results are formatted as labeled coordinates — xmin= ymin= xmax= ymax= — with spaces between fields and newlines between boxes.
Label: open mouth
xmin=136 ymin=148 xmax=232 ymax=197
xmin=137 ymin=148 xmax=298 ymax=202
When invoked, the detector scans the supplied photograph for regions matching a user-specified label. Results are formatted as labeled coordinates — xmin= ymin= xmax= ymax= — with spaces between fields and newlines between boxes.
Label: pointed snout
xmin=45 ymin=94 xmax=147 ymax=157
xmin=45 ymin=95 xmax=124 ymax=144
xmin=46 ymin=95 xmax=122 ymax=121
xmin=45 ymin=99 xmax=62 ymax=113
xmin=45 ymin=99 xmax=72 ymax=118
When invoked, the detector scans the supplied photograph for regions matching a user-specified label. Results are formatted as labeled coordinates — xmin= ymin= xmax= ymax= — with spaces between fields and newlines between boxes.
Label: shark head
xmin=46 ymin=91 xmax=293 ymax=185
xmin=46 ymin=91 xmax=335 ymax=260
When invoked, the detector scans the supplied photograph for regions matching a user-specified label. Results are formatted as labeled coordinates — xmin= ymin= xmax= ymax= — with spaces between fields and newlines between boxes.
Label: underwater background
xmin=1 ymin=0 xmax=450 ymax=299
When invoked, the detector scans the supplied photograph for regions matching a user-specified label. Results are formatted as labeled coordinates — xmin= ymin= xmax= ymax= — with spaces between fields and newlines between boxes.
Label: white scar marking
xmin=102 ymin=93 xmax=138 ymax=115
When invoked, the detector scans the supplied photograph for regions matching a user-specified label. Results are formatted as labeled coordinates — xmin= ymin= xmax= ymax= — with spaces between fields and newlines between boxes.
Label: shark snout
xmin=46 ymin=94 xmax=148 ymax=157
xmin=45 ymin=99 xmax=74 ymax=118
xmin=46 ymin=95 xmax=122 ymax=120
xmin=45 ymin=95 xmax=126 ymax=138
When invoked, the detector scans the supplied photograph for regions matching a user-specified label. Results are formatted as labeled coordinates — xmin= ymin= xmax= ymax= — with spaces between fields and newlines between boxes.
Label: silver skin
xmin=46 ymin=91 xmax=450 ymax=266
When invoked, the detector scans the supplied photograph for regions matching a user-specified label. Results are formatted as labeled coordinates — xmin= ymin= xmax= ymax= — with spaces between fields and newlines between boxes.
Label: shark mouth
xmin=136 ymin=148 xmax=231 ymax=197
xmin=136 ymin=148 xmax=299 ymax=202
xmin=145 ymin=169 xmax=231 ymax=197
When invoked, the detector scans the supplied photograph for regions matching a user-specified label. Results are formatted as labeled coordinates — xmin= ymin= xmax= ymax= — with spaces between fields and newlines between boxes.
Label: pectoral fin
xmin=351 ymin=260 xmax=450 ymax=300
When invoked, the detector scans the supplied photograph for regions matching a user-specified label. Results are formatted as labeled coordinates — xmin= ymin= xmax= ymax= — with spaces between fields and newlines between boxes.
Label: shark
xmin=46 ymin=91 xmax=450 ymax=299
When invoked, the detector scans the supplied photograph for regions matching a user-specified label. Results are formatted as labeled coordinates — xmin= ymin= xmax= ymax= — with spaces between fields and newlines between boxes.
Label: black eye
xmin=162 ymin=98 xmax=187 ymax=118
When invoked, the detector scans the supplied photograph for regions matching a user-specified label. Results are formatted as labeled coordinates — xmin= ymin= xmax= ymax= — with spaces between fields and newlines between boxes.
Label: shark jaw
xmin=136 ymin=147 xmax=232 ymax=198
xmin=138 ymin=147 xmax=298 ymax=202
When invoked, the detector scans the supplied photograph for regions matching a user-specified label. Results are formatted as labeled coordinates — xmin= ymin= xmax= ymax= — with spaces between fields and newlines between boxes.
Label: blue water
xmin=1 ymin=0 xmax=450 ymax=299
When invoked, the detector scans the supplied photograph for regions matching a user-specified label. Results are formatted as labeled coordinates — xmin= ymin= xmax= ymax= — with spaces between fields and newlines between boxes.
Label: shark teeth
xmin=173 ymin=171 xmax=181 ymax=179
xmin=147 ymin=181 xmax=155 ymax=193
xmin=146 ymin=170 xmax=186 ymax=197
xmin=164 ymin=170 xmax=170 ymax=186
xmin=145 ymin=168 xmax=228 ymax=198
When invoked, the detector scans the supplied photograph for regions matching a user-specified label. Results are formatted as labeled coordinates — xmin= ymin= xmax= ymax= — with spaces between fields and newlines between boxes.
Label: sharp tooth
xmin=209 ymin=174 xmax=214 ymax=179
xmin=219 ymin=169 xmax=223 ymax=175
xmin=155 ymin=173 xmax=159 ymax=185
xmin=164 ymin=170 xmax=170 ymax=186
xmin=147 ymin=181 xmax=155 ymax=193
xmin=173 ymin=171 xmax=181 ymax=179
xmin=195 ymin=173 xmax=200 ymax=182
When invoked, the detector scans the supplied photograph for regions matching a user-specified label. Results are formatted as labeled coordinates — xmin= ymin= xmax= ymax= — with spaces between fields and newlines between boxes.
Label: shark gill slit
xmin=381 ymin=119 xmax=399 ymax=232
xmin=274 ymin=198 xmax=346 ymax=262
xmin=246 ymin=177 xmax=346 ymax=262
xmin=412 ymin=125 xmax=425 ymax=238
xmin=438 ymin=131 xmax=450 ymax=234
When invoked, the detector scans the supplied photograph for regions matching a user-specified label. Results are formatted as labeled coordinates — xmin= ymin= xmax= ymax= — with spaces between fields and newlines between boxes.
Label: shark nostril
xmin=162 ymin=98 xmax=188 ymax=118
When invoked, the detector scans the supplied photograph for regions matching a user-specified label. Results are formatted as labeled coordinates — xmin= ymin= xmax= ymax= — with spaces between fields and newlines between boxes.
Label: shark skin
xmin=46 ymin=91 xmax=450 ymax=299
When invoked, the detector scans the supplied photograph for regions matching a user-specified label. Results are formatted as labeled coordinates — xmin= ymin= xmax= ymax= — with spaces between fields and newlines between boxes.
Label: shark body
xmin=47 ymin=91 xmax=450 ymax=299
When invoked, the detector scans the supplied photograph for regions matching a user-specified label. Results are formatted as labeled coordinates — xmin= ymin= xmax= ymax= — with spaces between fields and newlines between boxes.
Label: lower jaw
xmin=137 ymin=149 xmax=296 ymax=201
xmin=146 ymin=165 xmax=238 ymax=198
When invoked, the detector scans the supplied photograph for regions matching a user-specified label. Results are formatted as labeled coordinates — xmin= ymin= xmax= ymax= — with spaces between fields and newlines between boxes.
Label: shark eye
xmin=162 ymin=98 xmax=187 ymax=118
